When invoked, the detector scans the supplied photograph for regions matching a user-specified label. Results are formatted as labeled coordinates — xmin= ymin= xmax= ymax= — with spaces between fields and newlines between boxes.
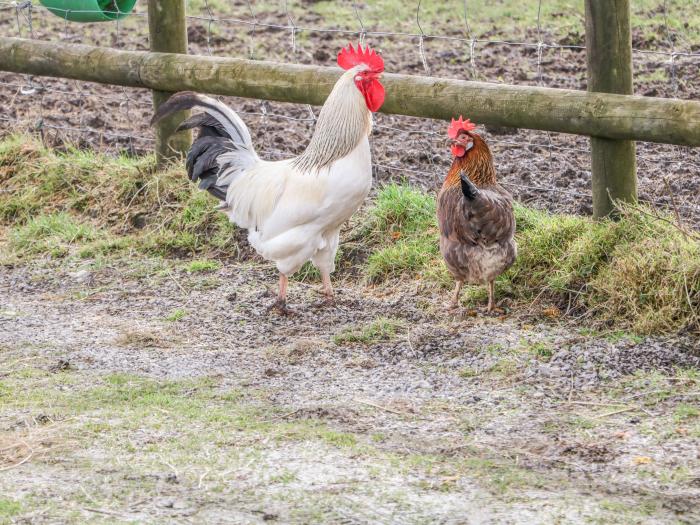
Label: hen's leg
xmin=268 ymin=274 xmax=293 ymax=315
xmin=449 ymin=280 xmax=463 ymax=309
xmin=487 ymin=280 xmax=495 ymax=312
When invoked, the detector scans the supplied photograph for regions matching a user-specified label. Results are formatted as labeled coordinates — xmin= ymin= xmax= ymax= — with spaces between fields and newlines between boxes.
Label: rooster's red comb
xmin=337 ymin=43 xmax=384 ymax=73
xmin=447 ymin=116 xmax=477 ymax=139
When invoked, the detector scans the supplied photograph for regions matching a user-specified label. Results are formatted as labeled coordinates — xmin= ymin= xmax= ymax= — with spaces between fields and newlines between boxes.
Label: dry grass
xmin=0 ymin=134 xmax=240 ymax=259
xmin=114 ymin=329 xmax=172 ymax=349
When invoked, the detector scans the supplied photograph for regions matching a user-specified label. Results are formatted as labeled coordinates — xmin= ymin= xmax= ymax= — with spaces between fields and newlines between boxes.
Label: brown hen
xmin=437 ymin=117 xmax=517 ymax=312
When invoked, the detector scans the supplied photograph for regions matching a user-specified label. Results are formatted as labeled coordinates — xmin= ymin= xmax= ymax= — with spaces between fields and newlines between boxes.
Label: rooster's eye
xmin=354 ymin=75 xmax=362 ymax=82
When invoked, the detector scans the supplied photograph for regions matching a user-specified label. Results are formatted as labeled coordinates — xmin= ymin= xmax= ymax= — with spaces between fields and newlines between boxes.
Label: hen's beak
xmin=451 ymin=138 xmax=474 ymax=151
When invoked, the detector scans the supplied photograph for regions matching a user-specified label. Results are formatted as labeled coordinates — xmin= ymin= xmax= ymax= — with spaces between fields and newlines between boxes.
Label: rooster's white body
xmin=237 ymin=138 xmax=372 ymax=276
xmin=152 ymin=62 xmax=378 ymax=310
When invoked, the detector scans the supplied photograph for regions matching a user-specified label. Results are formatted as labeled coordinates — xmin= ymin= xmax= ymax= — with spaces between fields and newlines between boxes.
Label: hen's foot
xmin=267 ymin=298 xmax=294 ymax=316
xmin=484 ymin=306 xmax=506 ymax=317
xmin=446 ymin=303 xmax=477 ymax=318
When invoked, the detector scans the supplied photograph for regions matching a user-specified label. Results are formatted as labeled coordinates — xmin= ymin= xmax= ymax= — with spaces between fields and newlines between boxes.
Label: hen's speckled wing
xmin=438 ymin=179 xmax=515 ymax=248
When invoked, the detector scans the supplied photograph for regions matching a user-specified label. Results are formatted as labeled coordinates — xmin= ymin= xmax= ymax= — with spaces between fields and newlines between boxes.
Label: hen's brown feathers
xmin=437 ymin=132 xmax=516 ymax=286
xmin=443 ymin=134 xmax=497 ymax=190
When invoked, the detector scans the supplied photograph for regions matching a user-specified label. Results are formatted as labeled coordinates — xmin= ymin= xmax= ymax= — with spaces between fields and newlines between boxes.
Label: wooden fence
xmin=1 ymin=0 xmax=699 ymax=218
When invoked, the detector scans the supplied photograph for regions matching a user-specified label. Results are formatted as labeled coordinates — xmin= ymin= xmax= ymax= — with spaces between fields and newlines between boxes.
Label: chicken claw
xmin=267 ymin=298 xmax=295 ymax=316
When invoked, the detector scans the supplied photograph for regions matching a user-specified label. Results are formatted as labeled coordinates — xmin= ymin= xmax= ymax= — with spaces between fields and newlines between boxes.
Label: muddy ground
xmin=0 ymin=3 xmax=699 ymax=227
xmin=2 ymin=257 xmax=700 ymax=523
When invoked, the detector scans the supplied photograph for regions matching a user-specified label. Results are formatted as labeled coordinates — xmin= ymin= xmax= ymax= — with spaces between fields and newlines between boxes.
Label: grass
xmin=361 ymin=183 xmax=445 ymax=284
xmin=1 ymin=135 xmax=698 ymax=335
xmin=0 ymin=135 xmax=238 ymax=261
xmin=332 ymin=317 xmax=405 ymax=345
xmin=165 ymin=308 xmax=187 ymax=322
xmin=214 ymin=0 xmax=700 ymax=45
xmin=1 ymin=358 xmax=555 ymax=520
xmin=1 ymin=366 xmax=431 ymax=520
xmin=673 ymin=404 xmax=699 ymax=423
xmin=9 ymin=213 xmax=96 ymax=257
xmin=524 ymin=341 xmax=554 ymax=362
xmin=186 ymin=259 xmax=221 ymax=273
xmin=0 ymin=498 xmax=21 ymax=520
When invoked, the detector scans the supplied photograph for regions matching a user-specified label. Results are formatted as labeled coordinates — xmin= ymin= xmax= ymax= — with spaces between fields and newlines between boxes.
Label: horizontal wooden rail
xmin=1 ymin=36 xmax=700 ymax=146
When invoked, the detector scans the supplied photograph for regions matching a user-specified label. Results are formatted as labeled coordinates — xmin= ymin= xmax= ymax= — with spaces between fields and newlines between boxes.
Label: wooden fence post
xmin=585 ymin=0 xmax=637 ymax=218
xmin=148 ymin=0 xmax=191 ymax=167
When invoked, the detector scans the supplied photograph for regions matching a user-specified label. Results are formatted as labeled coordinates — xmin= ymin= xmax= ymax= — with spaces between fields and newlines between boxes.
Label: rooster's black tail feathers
xmin=151 ymin=92 xmax=258 ymax=202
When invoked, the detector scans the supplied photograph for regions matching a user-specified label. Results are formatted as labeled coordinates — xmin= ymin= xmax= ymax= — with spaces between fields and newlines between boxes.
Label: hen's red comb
xmin=447 ymin=116 xmax=477 ymax=138
xmin=337 ymin=43 xmax=384 ymax=73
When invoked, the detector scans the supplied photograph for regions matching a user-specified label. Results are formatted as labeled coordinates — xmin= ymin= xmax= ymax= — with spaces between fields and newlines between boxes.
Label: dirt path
xmin=2 ymin=257 xmax=700 ymax=523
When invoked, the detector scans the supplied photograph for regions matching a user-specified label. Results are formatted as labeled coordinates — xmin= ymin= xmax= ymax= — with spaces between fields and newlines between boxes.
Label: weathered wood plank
xmin=1 ymin=36 xmax=699 ymax=147
xmin=586 ymin=0 xmax=637 ymax=218
xmin=148 ymin=0 xmax=190 ymax=166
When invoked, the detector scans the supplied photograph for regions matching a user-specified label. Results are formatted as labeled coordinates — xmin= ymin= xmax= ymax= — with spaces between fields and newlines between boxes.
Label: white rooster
xmin=151 ymin=43 xmax=385 ymax=313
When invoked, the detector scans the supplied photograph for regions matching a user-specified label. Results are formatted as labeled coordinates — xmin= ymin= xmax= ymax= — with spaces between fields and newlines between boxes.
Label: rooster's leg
xmin=321 ymin=271 xmax=334 ymax=304
xmin=449 ymin=280 xmax=463 ymax=309
xmin=268 ymin=274 xmax=292 ymax=315
xmin=279 ymin=273 xmax=288 ymax=301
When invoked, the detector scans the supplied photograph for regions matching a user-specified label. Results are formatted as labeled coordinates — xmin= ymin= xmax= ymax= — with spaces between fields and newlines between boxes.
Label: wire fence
xmin=1 ymin=0 xmax=699 ymax=227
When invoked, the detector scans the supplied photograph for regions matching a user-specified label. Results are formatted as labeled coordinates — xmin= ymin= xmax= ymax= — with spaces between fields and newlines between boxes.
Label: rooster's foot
xmin=312 ymin=296 xmax=335 ymax=308
xmin=267 ymin=298 xmax=294 ymax=316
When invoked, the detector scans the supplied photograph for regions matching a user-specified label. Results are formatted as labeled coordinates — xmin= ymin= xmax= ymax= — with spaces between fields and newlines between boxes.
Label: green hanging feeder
xmin=38 ymin=0 xmax=137 ymax=22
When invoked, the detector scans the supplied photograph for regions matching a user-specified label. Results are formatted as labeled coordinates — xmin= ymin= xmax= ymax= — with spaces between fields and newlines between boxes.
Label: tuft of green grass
xmin=362 ymin=183 xmax=445 ymax=283
xmin=333 ymin=317 xmax=404 ymax=345
xmin=458 ymin=367 xmax=479 ymax=378
xmin=9 ymin=213 xmax=96 ymax=257
xmin=525 ymin=342 xmax=554 ymax=362
xmin=293 ymin=247 xmax=344 ymax=283
xmin=0 ymin=498 xmax=21 ymax=518
xmin=673 ymin=404 xmax=699 ymax=423
xmin=605 ymin=331 xmax=645 ymax=345
xmin=186 ymin=259 xmax=221 ymax=273
xmin=0 ymin=134 xmax=238 ymax=259
xmin=165 ymin=308 xmax=187 ymax=322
